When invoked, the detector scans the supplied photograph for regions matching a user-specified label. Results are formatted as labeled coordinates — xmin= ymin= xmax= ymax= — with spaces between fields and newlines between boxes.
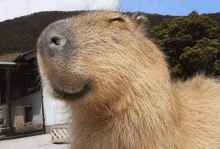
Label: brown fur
xmin=37 ymin=11 xmax=220 ymax=149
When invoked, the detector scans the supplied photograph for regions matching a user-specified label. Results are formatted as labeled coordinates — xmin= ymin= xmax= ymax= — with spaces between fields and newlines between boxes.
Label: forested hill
xmin=0 ymin=10 xmax=220 ymax=56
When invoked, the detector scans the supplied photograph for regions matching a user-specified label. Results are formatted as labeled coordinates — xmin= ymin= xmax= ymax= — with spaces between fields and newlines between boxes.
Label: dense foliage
xmin=150 ymin=14 xmax=220 ymax=80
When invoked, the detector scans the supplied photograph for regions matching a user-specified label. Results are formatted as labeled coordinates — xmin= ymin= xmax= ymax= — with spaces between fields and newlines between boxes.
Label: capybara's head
xmin=37 ymin=11 xmax=174 ymax=116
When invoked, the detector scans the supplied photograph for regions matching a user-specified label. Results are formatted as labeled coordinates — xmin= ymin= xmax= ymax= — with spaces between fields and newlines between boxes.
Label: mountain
xmin=0 ymin=10 xmax=219 ymax=58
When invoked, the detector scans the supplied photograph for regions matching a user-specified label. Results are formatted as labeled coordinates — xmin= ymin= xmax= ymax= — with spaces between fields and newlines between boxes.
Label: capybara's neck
xmin=71 ymin=80 xmax=181 ymax=149
xmin=69 ymin=41 xmax=182 ymax=148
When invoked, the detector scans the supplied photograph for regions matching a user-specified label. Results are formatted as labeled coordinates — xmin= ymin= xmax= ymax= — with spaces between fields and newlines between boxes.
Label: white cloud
xmin=0 ymin=0 xmax=119 ymax=22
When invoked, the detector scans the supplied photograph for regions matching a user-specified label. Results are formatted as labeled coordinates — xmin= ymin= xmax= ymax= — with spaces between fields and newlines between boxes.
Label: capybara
xmin=37 ymin=11 xmax=220 ymax=149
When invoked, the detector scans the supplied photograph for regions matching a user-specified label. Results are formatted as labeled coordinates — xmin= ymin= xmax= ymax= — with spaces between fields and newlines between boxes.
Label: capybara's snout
xmin=38 ymin=21 xmax=76 ymax=58
xmin=37 ymin=20 xmax=89 ymax=99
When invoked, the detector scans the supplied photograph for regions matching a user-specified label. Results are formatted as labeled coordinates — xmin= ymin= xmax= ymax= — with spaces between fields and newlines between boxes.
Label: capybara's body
xmin=37 ymin=11 xmax=220 ymax=149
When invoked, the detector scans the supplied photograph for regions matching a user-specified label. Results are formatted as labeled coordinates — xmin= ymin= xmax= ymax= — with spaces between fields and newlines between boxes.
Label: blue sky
xmin=119 ymin=0 xmax=220 ymax=16
xmin=0 ymin=0 xmax=220 ymax=22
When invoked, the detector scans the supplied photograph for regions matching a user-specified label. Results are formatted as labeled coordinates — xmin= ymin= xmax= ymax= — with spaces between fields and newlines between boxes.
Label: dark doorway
xmin=24 ymin=107 xmax=32 ymax=123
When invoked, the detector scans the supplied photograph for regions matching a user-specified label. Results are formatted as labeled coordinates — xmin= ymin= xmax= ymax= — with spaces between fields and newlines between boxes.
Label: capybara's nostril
xmin=51 ymin=37 xmax=61 ymax=45
xmin=50 ymin=35 xmax=67 ymax=47
xmin=49 ymin=35 xmax=67 ymax=51
xmin=47 ymin=34 xmax=67 ymax=57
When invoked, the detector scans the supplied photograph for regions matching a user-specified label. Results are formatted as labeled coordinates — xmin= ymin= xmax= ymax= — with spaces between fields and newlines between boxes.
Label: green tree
xmin=150 ymin=14 xmax=220 ymax=80
xmin=188 ymin=10 xmax=199 ymax=16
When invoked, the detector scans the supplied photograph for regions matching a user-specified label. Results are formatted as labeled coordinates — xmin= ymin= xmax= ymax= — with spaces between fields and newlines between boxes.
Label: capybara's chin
xmin=52 ymin=81 xmax=92 ymax=100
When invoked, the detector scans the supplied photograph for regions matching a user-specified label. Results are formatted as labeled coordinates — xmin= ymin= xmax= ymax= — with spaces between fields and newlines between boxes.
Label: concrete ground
xmin=0 ymin=134 xmax=70 ymax=149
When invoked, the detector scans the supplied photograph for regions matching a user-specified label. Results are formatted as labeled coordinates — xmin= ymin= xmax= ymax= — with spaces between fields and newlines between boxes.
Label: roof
xmin=0 ymin=49 xmax=37 ymax=68
xmin=13 ymin=49 xmax=37 ymax=63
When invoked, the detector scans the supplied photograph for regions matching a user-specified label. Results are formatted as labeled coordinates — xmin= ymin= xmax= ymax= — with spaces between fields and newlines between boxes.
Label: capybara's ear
xmin=131 ymin=12 xmax=150 ymax=30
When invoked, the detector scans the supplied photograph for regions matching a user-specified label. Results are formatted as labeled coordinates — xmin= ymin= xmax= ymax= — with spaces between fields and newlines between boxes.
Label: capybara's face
xmin=37 ymin=11 xmax=170 ymax=106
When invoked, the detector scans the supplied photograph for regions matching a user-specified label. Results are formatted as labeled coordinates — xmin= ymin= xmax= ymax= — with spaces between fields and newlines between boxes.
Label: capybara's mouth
xmin=54 ymin=83 xmax=91 ymax=100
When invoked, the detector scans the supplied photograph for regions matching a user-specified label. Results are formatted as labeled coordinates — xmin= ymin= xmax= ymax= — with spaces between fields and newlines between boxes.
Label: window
xmin=24 ymin=107 xmax=32 ymax=123
xmin=0 ymin=87 xmax=6 ymax=104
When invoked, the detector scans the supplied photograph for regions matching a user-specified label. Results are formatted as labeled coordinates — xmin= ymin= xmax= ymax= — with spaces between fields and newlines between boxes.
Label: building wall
xmin=1 ymin=87 xmax=71 ymax=132
xmin=42 ymin=87 xmax=71 ymax=126
xmin=11 ymin=106 xmax=24 ymax=128
xmin=1 ymin=91 xmax=43 ymax=127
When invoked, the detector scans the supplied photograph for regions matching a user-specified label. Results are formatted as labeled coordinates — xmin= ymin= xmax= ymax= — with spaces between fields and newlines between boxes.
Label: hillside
xmin=0 ymin=10 xmax=219 ymax=58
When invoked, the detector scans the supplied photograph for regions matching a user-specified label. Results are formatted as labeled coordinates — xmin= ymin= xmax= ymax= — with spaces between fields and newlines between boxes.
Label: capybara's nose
xmin=49 ymin=34 xmax=67 ymax=52
xmin=37 ymin=21 xmax=74 ymax=58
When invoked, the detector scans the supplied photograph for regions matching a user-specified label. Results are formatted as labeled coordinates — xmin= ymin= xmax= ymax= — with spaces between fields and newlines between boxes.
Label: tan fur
xmin=37 ymin=11 xmax=220 ymax=149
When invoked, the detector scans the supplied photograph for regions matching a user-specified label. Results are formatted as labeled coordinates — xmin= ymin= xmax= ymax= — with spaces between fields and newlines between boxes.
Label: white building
xmin=0 ymin=50 xmax=70 ymax=134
